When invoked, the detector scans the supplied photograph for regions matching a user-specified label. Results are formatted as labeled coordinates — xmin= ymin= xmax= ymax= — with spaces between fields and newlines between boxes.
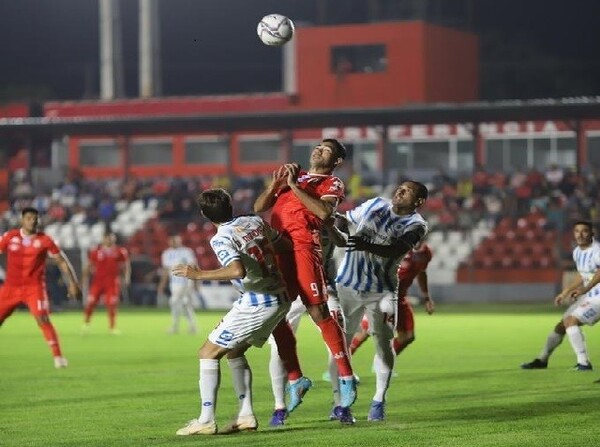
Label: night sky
xmin=1 ymin=0 xmax=599 ymax=102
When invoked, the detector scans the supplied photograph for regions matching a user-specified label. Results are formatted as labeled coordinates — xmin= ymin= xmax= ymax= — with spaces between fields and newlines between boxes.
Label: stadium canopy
xmin=1 ymin=97 xmax=600 ymax=137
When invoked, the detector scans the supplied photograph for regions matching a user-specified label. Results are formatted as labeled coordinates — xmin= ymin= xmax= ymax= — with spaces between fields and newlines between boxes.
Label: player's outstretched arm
xmin=287 ymin=167 xmax=337 ymax=220
xmin=55 ymin=251 xmax=82 ymax=300
xmin=554 ymin=274 xmax=583 ymax=305
xmin=172 ymin=260 xmax=246 ymax=282
xmin=123 ymin=258 xmax=132 ymax=286
xmin=347 ymin=235 xmax=412 ymax=259
xmin=416 ymin=271 xmax=434 ymax=314
xmin=569 ymin=269 xmax=600 ymax=300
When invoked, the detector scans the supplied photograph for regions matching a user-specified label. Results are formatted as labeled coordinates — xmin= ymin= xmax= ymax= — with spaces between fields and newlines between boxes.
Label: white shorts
xmin=337 ymin=285 xmax=394 ymax=344
xmin=564 ymin=295 xmax=600 ymax=326
xmin=209 ymin=297 xmax=291 ymax=349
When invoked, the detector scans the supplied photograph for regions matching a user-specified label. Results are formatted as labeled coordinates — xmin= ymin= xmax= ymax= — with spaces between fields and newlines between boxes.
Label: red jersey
xmin=0 ymin=229 xmax=60 ymax=286
xmin=89 ymin=245 xmax=128 ymax=284
xmin=397 ymin=244 xmax=432 ymax=293
xmin=271 ymin=171 xmax=345 ymax=250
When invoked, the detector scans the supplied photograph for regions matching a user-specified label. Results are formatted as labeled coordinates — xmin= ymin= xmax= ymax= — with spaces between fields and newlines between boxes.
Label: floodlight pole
xmin=139 ymin=0 xmax=162 ymax=98
xmin=99 ymin=0 xmax=125 ymax=99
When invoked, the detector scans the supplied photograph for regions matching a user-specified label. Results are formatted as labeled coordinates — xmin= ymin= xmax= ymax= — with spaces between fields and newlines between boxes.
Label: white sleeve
xmin=210 ymin=236 xmax=240 ymax=267
xmin=346 ymin=197 xmax=378 ymax=225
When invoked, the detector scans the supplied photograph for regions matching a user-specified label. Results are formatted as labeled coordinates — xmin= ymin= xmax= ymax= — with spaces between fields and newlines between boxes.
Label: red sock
xmin=84 ymin=301 xmax=96 ymax=323
xmin=349 ymin=334 xmax=367 ymax=355
xmin=393 ymin=337 xmax=410 ymax=355
xmin=272 ymin=320 xmax=303 ymax=381
xmin=39 ymin=321 xmax=63 ymax=357
xmin=317 ymin=316 xmax=353 ymax=377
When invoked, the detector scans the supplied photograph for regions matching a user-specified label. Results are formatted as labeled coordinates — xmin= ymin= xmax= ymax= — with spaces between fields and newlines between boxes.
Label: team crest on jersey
xmin=10 ymin=237 xmax=20 ymax=244
xmin=328 ymin=179 xmax=343 ymax=192
xmin=22 ymin=238 xmax=31 ymax=247
xmin=298 ymin=173 xmax=324 ymax=185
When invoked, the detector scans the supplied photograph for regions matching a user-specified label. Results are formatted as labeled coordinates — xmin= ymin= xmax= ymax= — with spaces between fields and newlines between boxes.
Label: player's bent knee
xmin=563 ymin=315 xmax=580 ymax=327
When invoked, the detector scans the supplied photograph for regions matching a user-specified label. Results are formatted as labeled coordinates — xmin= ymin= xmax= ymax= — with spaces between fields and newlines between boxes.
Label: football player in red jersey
xmin=81 ymin=232 xmax=130 ymax=334
xmin=254 ymin=138 xmax=357 ymax=423
xmin=0 ymin=207 xmax=81 ymax=368
xmin=349 ymin=242 xmax=435 ymax=356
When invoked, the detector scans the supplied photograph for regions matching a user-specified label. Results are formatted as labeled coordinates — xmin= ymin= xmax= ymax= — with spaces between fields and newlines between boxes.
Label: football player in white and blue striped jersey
xmin=328 ymin=180 xmax=429 ymax=421
xmin=522 ymin=221 xmax=600 ymax=374
xmin=172 ymin=189 xmax=296 ymax=436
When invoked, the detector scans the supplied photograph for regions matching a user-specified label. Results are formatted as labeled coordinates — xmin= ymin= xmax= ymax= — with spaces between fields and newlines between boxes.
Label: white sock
xmin=269 ymin=341 xmax=287 ymax=410
xmin=198 ymin=359 xmax=220 ymax=423
xmin=372 ymin=353 xmax=393 ymax=403
xmin=327 ymin=351 xmax=341 ymax=406
xmin=228 ymin=356 xmax=254 ymax=417
xmin=538 ymin=331 xmax=564 ymax=361
xmin=566 ymin=326 xmax=590 ymax=365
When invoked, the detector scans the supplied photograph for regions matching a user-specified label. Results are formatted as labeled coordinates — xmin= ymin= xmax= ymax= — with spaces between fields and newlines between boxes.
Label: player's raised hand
xmin=284 ymin=163 xmax=300 ymax=187
xmin=172 ymin=264 xmax=201 ymax=280
xmin=272 ymin=165 xmax=288 ymax=187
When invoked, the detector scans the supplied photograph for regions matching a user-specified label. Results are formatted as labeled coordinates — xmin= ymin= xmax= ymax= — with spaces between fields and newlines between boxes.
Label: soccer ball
xmin=257 ymin=14 xmax=295 ymax=46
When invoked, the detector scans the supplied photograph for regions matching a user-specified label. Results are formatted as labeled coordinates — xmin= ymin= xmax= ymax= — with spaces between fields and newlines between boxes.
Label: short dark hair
xmin=21 ymin=207 xmax=39 ymax=216
xmin=322 ymin=138 xmax=346 ymax=160
xmin=409 ymin=181 xmax=429 ymax=200
xmin=574 ymin=221 xmax=593 ymax=231
xmin=197 ymin=189 xmax=233 ymax=224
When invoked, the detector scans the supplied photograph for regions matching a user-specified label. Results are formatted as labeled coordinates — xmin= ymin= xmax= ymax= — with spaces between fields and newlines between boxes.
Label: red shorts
xmin=88 ymin=281 xmax=120 ymax=305
xmin=276 ymin=249 xmax=328 ymax=306
xmin=0 ymin=284 xmax=50 ymax=319
xmin=396 ymin=298 xmax=415 ymax=333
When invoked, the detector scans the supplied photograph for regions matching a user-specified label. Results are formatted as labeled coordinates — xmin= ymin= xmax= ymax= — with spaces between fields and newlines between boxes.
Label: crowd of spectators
xmin=3 ymin=163 xmax=600 ymax=245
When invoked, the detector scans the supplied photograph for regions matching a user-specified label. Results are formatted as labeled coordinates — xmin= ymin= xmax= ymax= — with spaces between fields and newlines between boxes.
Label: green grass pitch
xmin=1 ymin=303 xmax=600 ymax=447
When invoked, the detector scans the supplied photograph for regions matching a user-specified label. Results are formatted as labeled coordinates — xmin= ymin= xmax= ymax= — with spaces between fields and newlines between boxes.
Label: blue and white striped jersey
xmin=162 ymin=246 xmax=197 ymax=288
xmin=210 ymin=215 xmax=287 ymax=301
xmin=336 ymin=197 xmax=428 ymax=293
xmin=573 ymin=241 xmax=600 ymax=298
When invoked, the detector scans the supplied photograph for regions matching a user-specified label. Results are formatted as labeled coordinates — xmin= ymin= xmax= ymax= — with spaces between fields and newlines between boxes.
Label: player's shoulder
xmin=411 ymin=211 xmax=429 ymax=226
xmin=367 ymin=196 xmax=388 ymax=207
xmin=35 ymin=231 xmax=54 ymax=242
xmin=590 ymin=241 xmax=600 ymax=256
xmin=4 ymin=228 xmax=20 ymax=237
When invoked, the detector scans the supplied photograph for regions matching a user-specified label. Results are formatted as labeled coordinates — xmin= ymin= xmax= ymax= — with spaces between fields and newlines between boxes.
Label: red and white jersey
xmin=0 ymin=229 xmax=60 ymax=286
xmin=89 ymin=245 xmax=128 ymax=284
xmin=271 ymin=171 xmax=344 ymax=250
